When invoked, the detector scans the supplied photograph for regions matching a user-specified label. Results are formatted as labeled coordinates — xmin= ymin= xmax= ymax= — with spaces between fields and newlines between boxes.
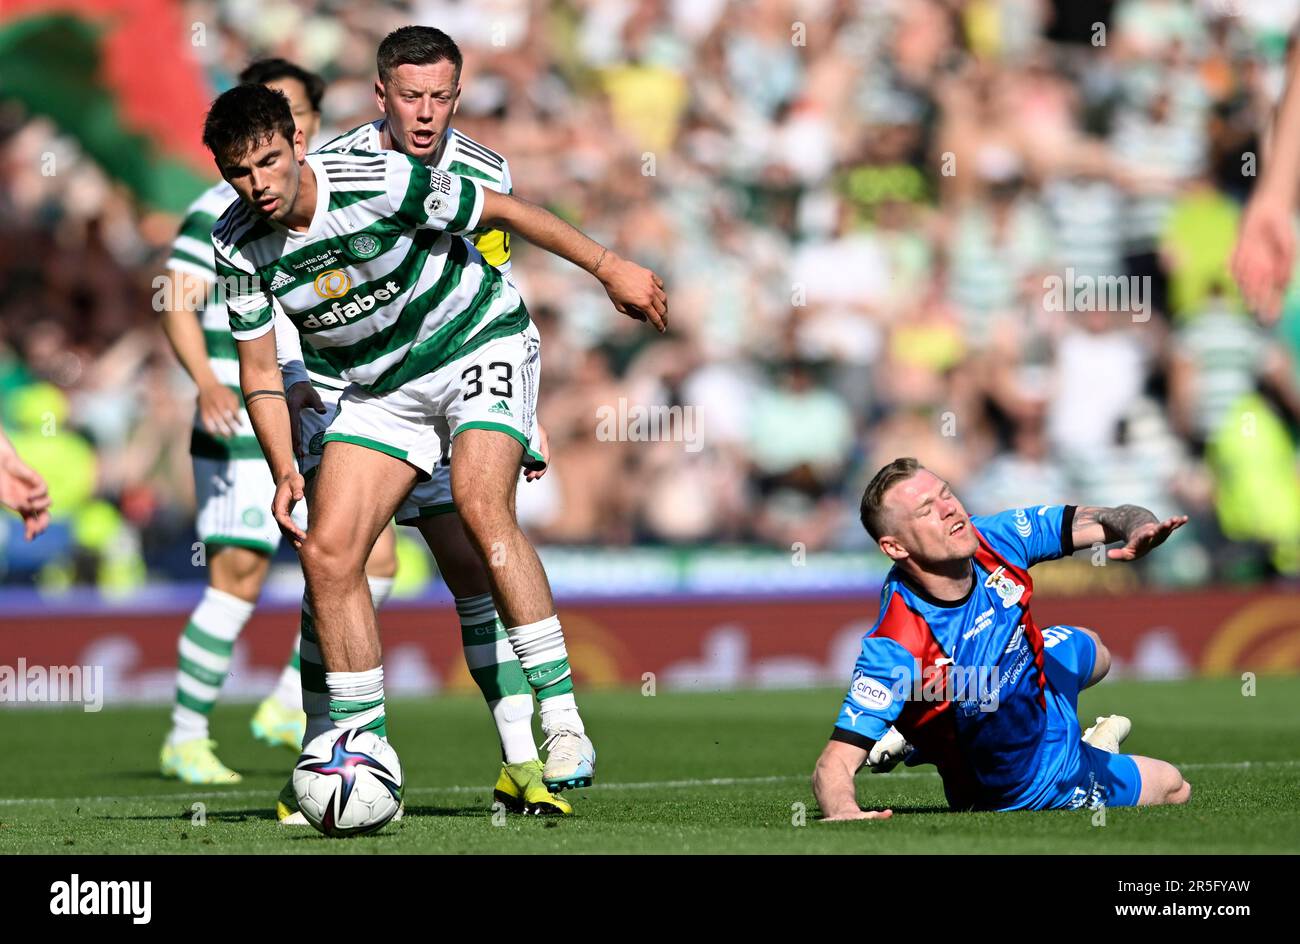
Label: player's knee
xmin=299 ymin=534 xmax=364 ymax=585
xmin=1079 ymin=628 xmax=1110 ymax=683
xmin=1092 ymin=639 xmax=1111 ymax=682
xmin=1169 ymin=775 xmax=1191 ymax=805
xmin=210 ymin=546 xmax=268 ymax=601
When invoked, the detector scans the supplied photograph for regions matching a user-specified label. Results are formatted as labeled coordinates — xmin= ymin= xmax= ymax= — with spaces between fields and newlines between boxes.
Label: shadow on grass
xmin=109 ymin=766 xmax=292 ymax=782
xmin=95 ymin=807 xmax=278 ymax=823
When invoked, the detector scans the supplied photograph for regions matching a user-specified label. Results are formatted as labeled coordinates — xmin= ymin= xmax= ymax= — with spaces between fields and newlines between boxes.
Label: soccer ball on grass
xmin=293 ymin=728 xmax=403 ymax=837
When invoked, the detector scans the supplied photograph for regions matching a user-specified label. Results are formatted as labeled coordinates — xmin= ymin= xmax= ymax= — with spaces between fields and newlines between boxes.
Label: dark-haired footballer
xmin=158 ymin=58 xmax=349 ymax=785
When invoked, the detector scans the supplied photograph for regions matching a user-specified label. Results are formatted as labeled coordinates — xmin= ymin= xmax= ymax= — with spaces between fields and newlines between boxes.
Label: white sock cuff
xmin=455 ymin=593 xmax=497 ymax=625
xmin=325 ymin=666 xmax=384 ymax=699
xmin=367 ymin=576 xmax=395 ymax=610
xmin=196 ymin=586 xmax=256 ymax=631
xmin=508 ymin=614 xmax=561 ymax=645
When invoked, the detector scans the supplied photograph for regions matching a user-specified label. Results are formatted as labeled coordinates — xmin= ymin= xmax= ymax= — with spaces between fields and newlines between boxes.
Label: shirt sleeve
xmin=970 ymin=505 xmax=1075 ymax=568
xmin=214 ymin=240 xmax=275 ymax=342
xmin=272 ymin=302 xmax=308 ymax=388
xmin=167 ymin=207 xmax=220 ymax=282
xmin=385 ymin=150 xmax=483 ymax=236
xmin=830 ymin=635 xmax=915 ymax=749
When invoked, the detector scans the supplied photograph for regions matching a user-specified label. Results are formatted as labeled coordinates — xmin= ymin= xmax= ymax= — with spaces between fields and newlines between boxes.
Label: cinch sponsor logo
xmin=302 ymin=281 xmax=402 ymax=329
xmin=850 ymin=670 xmax=893 ymax=710
xmin=50 ymin=874 xmax=151 ymax=924
xmin=1013 ymin=508 xmax=1032 ymax=538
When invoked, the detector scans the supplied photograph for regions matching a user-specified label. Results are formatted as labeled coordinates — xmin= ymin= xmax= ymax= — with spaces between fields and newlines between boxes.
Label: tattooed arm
xmin=1070 ymin=505 xmax=1189 ymax=561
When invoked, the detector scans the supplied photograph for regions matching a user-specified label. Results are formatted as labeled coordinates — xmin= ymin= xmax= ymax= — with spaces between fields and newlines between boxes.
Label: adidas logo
xmin=488 ymin=399 xmax=513 ymax=417
xmin=269 ymin=270 xmax=294 ymax=291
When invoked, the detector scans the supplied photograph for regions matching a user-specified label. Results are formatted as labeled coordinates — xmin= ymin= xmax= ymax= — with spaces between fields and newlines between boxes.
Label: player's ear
xmin=374 ymin=79 xmax=386 ymax=111
xmin=451 ymin=85 xmax=461 ymax=116
xmin=293 ymin=126 xmax=307 ymax=162
xmin=879 ymin=535 xmax=907 ymax=562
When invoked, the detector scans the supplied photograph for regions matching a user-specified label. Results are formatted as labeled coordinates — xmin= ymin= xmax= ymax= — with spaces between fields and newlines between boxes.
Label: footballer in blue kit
xmin=812 ymin=458 xmax=1193 ymax=821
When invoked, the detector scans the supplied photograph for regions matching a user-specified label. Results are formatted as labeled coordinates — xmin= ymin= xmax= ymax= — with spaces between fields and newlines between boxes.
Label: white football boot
xmin=541 ymin=727 xmax=596 ymax=791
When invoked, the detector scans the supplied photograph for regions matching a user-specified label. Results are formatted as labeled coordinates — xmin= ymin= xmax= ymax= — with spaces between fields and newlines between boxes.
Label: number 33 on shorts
xmin=449 ymin=325 xmax=544 ymax=472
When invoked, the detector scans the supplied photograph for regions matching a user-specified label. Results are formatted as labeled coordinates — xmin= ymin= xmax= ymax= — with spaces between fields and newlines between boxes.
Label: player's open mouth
xmin=949 ymin=521 xmax=965 ymax=535
xmin=411 ymin=131 xmax=435 ymax=147
xmin=258 ymin=197 xmax=280 ymax=213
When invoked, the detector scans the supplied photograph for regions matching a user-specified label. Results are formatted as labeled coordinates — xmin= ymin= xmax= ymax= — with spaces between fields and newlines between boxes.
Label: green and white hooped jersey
xmin=281 ymin=122 xmax=516 ymax=392
xmin=166 ymin=180 xmax=263 ymax=461
xmin=319 ymin=120 xmax=514 ymax=274
xmin=214 ymin=150 xmax=528 ymax=396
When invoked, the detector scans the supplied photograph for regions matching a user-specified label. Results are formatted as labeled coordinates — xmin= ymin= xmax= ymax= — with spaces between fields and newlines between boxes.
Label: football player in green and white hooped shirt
xmin=155 ymin=59 xmax=402 ymax=785
xmin=273 ymin=27 xmax=580 ymax=818
xmin=204 ymin=82 xmax=665 ymax=823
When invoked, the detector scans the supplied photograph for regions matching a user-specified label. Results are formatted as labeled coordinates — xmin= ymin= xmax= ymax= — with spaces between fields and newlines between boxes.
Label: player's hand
xmin=1109 ymin=515 xmax=1188 ymax=561
xmin=819 ymin=808 xmax=894 ymax=822
xmin=272 ymin=470 xmax=307 ymax=547
xmin=286 ymin=382 xmax=326 ymax=459
xmin=197 ymin=381 xmax=241 ymax=438
xmin=0 ymin=452 xmax=51 ymax=540
xmin=525 ymin=424 xmax=550 ymax=482
xmin=1232 ymin=193 xmax=1296 ymax=324
xmin=596 ymin=251 xmax=667 ymax=333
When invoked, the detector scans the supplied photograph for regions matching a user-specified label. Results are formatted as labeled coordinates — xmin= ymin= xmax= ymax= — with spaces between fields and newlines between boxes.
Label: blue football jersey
xmin=831 ymin=505 xmax=1077 ymax=809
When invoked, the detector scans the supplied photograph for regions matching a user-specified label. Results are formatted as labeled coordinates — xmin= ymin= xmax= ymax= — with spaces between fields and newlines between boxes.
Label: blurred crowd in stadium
xmin=4 ymin=0 xmax=1300 ymax=590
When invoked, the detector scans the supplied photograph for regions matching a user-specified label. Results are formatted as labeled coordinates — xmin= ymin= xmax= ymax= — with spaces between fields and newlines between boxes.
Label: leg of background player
xmin=416 ymin=511 xmax=572 ymax=814
xmin=161 ymin=544 xmax=268 ymax=783
xmin=452 ymin=429 xmax=595 ymax=790
xmin=416 ymin=511 xmax=538 ymax=764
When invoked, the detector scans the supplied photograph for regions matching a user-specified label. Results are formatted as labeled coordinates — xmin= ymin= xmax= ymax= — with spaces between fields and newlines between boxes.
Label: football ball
xmin=293 ymin=729 xmax=403 ymax=837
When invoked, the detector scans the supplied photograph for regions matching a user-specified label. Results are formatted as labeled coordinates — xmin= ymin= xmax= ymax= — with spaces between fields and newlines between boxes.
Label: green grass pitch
xmin=1 ymin=677 xmax=1297 ymax=853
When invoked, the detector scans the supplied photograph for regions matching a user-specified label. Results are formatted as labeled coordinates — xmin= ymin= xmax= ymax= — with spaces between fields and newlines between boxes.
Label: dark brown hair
xmin=377 ymin=26 xmax=462 ymax=85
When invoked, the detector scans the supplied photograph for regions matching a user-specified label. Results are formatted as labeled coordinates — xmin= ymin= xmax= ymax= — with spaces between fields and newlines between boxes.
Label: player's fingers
xmin=24 ymin=510 xmax=49 ymax=541
xmin=213 ymin=410 xmax=237 ymax=438
xmin=643 ymin=302 xmax=667 ymax=333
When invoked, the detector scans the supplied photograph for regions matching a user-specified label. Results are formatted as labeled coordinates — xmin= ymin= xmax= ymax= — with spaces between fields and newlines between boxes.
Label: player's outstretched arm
xmin=477 ymin=189 xmax=668 ymax=332
xmin=812 ymin=740 xmax=893 ymax=822
xmin=1070 ymin=505 xmax=1188 ymax=560
xmin=236 ymin=332 xmax=306 ymax=545
xmin=158 ymin=269 xmax=241 ymax=438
